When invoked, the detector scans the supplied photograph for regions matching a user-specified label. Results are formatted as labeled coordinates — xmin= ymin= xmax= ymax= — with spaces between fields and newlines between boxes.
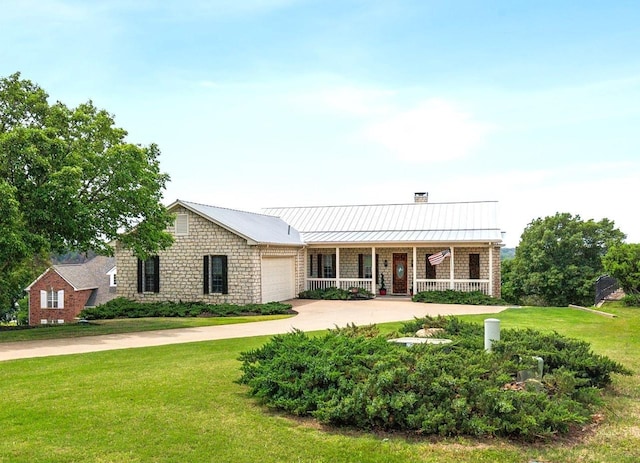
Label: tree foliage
xmin=0 ymin=72 xmax=174 ymax=311
xmin=603 ymin=243 xmax=640 ymax=295
xmin=506 ymin=213 xmax=625 ymax=306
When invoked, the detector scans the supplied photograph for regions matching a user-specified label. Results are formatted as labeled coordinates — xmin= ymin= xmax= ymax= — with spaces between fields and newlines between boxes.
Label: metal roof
xmin=263 ymin=201 xmax=502 ymax=244
xmin=174 ymin=200 xmax=304 ymax=246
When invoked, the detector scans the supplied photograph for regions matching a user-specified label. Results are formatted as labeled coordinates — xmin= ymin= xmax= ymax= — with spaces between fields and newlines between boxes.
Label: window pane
xmin=323 ymin=254 xmax=334 ymax=278
xmin=364 ymin=255 xmax=372 ymax=279
xmin=48 ymin=290 xmax=58 ymax=308
xmin=144 ymin=259 xmax=156 ymax=292
xmin=211 ymin=256 xmax=224 ymax=293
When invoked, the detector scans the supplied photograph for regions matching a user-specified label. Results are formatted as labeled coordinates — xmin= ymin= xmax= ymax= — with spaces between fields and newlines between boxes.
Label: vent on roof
xmin=414 ymin=192 xmax=428 ymax=203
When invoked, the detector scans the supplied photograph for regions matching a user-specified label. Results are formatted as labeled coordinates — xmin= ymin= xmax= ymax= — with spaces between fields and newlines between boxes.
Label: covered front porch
xmin=305 ymin=245 xmax=499 ymax=297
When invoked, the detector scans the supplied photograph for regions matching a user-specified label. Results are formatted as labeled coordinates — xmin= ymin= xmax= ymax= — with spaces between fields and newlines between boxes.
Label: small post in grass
xmin=484 ymin=318 xmax=500 ymax=351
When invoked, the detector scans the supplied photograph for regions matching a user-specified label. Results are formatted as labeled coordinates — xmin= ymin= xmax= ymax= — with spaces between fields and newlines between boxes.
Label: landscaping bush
xmin=80 ymin=298 xmax=292 ymax=320
xmin=412 ymin=290 xmax=508 ymax=305
xmin=238 ymin=317 xmax=631 ymax=440
xmin=298 ymin=287 xmax=374 ymax=300
xmin=621 ymin=293 xmax=640 ymax=307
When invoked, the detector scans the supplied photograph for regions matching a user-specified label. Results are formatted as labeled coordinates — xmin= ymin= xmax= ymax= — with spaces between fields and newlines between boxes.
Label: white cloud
xmin=360 ymin=98 xmax=495 ymax=162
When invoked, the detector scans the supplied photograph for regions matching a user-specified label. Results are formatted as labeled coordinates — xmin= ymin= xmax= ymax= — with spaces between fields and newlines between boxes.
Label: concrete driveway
xmin=0 ymin=298 xmax=508 ymax=362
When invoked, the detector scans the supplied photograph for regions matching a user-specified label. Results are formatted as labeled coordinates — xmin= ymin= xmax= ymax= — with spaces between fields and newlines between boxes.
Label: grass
xmin=0 ymin=314 xmax=292 ymax=343
xmin=0 ymin=303 xmax=638 ymax=462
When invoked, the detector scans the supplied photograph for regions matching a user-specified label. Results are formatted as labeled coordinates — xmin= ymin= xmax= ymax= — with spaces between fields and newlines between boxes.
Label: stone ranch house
xmin=116 ymin=194 xmax=503 ymax=305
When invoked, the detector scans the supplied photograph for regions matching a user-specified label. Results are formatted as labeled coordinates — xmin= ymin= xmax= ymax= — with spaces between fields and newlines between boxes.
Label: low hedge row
xmin=298 ymin=287 xmax=374 ymax=300
xmin=80 ymin=297 xmax=293 ymax=320
xmin=238 ymin=317 xmax=630 ymax=440
xmin=412 ymin=290 xmax=508 ymax=305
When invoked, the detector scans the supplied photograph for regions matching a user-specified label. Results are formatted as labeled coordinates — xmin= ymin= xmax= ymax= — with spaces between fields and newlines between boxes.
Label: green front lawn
xmin=0 ymin=305 xmax=638 ymax=463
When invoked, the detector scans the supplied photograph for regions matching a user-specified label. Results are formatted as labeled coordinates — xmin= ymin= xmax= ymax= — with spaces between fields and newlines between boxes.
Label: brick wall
xmin=28 ymin=270 xmax=93 ymax=325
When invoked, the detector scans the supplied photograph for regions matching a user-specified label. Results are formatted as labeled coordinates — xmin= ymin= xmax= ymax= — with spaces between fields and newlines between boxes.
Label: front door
xmin=392 ymin=253 xmax=408 ymax=294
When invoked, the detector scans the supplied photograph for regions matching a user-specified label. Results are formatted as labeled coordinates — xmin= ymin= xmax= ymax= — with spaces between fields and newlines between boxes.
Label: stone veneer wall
xmin=117 ymin=206 xmax=304 ymax=305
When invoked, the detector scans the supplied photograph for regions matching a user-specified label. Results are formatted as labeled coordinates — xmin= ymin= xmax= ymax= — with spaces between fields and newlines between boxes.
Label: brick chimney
xmin=414 ymin=192 xmax=428 ymax=203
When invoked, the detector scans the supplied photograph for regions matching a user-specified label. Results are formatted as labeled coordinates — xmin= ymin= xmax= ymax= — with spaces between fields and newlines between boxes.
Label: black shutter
xmin=203 ymin=255 xmax=210 ymax=294
xmin=221 ymin=255 xmax=228 ymax=294
xmin=153 ymin=256 xmax=160 ymax=292
xmin=376 ymin=254 xmax=380 ymax=280
xmin=358 ymin=254 xmax=363 ymax=278
xmin=137 ymin=259 xmax=143 ymax=293
xmin=317 ymin=254 xmax=322 ymax=278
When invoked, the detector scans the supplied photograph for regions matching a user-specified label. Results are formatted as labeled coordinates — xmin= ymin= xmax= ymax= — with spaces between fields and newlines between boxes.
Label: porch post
xmin=336 ymin=247 xmax=340 ymax=289
xmin=372 ymin=247 xmax=377 ymax=294
xmin=449 ymin=246 xmax=455 ymax=290
xmin=488 ymin=244 xmax=494 ymax=296
xmin=304 ymin=248 xmax=308 ymax=291
xmin=412 ymin=246 xmax=417 ymax=295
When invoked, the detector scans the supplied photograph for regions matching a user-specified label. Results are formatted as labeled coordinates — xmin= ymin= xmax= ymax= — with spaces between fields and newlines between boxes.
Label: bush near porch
xmin=298 ymin=287 xmax=374 ymax=300
xmin=412 ymin=290 xmax=508 ymax=305
xmin=80 ymin=297 xmax=293 ymax=319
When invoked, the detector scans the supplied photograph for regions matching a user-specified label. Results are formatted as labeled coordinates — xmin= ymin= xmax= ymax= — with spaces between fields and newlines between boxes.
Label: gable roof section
xmin=26 ymin=256 xmax=117 ymax=307
xmin=171 ymin=200 xmax=304 ymax=246
xmin=263 ymin=201 xmax=502 ymax=244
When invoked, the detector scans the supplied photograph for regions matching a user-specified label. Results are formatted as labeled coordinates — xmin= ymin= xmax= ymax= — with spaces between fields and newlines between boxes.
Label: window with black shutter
xmin=137 ymin=256 xmax=160 ymax=293
xmin=203 ymin=255 xmax=228 ymax=294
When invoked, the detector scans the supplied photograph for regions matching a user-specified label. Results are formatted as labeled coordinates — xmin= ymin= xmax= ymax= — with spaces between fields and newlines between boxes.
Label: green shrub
xmin=298 ymin=287 xmax=374 ymax=300
xmin=80 ymin=298 xmax=292 ymax=320
xmin=238 ymin=318 xmax=631 ymax=440
xmin=621 ymin=293 xmax=640 ymax=307
xmin=412 ymin=290 xmax=508 ymax=306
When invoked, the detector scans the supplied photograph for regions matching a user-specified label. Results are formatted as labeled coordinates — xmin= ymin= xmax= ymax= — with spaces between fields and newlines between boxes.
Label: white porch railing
xmin=415 ymin=279 xmax=451 ymax=293
xmin=415 ymin=279 xmax=491 ymax=295
xmin=306 ymin=278 xmax=373 ymax=293
xmin=306 ymin=278 xmax=337 ymax=290
xmin=307 ymin=278 xmax=489 ymax=295
xmin=454 ymin=280 xmax=490 ymax=294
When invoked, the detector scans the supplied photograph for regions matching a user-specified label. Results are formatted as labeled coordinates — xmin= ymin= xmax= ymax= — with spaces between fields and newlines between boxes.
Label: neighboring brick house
xmin=116 ymin=194 xmax=503 ymax=305
xmin=26 ymin=256 xmax=117 ymax=325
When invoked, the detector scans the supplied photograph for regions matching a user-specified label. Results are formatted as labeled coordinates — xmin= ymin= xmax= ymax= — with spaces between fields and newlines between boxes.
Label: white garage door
xmin=261 ymin=257 xmax=295 ymax=303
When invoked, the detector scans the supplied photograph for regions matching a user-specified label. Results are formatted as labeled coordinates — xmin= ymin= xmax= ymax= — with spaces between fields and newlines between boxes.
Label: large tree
xmin=0 ymin=72 xmax=174 ymax=311
xmin=602 ymin=243 xmax=640 ymax=295
xmin=508 ymin=212 xmax=625 ymax=306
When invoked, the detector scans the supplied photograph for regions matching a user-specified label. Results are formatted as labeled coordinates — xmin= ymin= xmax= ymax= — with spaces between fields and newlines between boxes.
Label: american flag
xmin=428 ymin=249 xmax=451 ymax=266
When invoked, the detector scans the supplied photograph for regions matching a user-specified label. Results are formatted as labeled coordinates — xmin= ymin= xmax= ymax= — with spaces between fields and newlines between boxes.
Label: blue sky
xmin=2 ymin=0 xmax=639 ymax=247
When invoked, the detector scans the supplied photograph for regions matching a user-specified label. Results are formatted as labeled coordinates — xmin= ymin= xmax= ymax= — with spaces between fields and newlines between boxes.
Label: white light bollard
xmin=484 ymin=318 xmax=500 ymax=352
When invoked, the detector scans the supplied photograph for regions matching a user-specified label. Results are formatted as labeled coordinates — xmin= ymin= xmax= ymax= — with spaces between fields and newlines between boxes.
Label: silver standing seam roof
xmin=263 ymin=201 xmax=502 ymax=245
xmin=173 ymin=200 xmax=304 ymax=246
